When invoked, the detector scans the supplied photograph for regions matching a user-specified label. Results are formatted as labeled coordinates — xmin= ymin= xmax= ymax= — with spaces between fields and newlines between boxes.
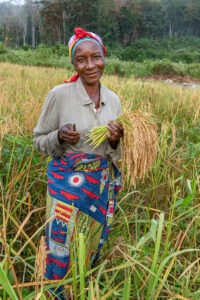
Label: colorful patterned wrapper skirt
xmin=45 ymin=152 xmax=121 ymax=299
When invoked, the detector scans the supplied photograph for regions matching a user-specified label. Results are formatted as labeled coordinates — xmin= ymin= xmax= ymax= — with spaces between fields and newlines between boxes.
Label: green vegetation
xmin=0 ymin=40 xmax=200 ymax=78
xmin=0 ymin=0 xmax=200 ymax=49
xmin=110 ymin=36 xmax=200 ymax=63
xmin=0 ymin=63 xmax=200 ymax=299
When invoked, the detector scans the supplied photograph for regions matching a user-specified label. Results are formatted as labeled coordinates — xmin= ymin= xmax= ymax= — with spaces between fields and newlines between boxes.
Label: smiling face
xmin=73 ymin=40 xmax=105 ymax=86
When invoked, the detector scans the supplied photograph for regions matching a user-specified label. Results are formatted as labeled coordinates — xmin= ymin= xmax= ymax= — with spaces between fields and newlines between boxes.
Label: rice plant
xmin=0 ymin=63 xmax=200 ymax=299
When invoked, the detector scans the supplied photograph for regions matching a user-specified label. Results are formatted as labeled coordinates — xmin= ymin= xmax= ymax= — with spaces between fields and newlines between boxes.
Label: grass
xmin=0 ymin=62 xmax=200 ymax=299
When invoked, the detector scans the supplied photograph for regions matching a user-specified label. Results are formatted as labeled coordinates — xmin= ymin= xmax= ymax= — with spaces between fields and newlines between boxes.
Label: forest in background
xmin=0 ymin=0 xmax=200 ymax=54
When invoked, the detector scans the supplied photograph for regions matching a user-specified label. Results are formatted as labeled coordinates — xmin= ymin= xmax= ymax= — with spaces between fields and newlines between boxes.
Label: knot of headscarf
xmin=65 ymin=28 xmax=106 ymax=83
xmin=74 ymin=27 xmax=94 ymax=40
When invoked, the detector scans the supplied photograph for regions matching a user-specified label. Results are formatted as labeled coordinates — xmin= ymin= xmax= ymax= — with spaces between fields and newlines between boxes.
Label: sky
xmin=0 ymin=0 xmax=25 ymax=4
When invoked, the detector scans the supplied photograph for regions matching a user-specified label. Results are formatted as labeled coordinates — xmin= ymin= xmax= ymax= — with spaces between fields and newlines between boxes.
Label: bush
xmin=53 ymin=43 xmax=68 ymax=56
xmin=0 ymin=42 xmax=7 ymax=54
xmin=120 ymin=36 xmax=200 ymax=63
xmin=105 ymin=57 xmax=151 ymax=77
xmin=105 ymin=57 xmax=127 ymax=75
xmin=122 ymin=46 xmax=144 ymax=61
xmin=185 ymin=63 xmax=200 ymax=79
xmin=107 ymin=44 xmax=124 ymax=59
xmin=169 ymin=52 xmax=200 ymax=64
xmin=148 ymin=59 xmax=177 ymax=75
xmin=121 ymin=38 xmax=164 ymax=62
xmin=21 ymin=44 xmax=33 ymax=51
xmin=1 ymin=47 xmax=200 ymax=79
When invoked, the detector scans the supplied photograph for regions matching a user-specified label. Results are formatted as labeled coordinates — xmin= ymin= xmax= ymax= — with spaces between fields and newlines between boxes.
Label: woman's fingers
xmin=58 ymin=123 xmax=81 ymax=145
xmin=108 ymin=121 xmax=123 ymax=132
xmin=61 ymin=124 xmax=80 ymax=135
xmin=59 ymin=121 xmax=122 ymax=145
xmin=61 ymin=134 xmax=80 ymax=141
xmin=107 ymin=121 xmax=123 ymax=140
xmin=59 ymin=134 xmax=80 ymax=145
xmin=61 ymin=131 xmax=80 ymax=142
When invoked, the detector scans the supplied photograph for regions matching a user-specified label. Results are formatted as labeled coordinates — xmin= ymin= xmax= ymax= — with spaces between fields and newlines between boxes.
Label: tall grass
xmin=0 ymin=62 xmax=200 ymax=299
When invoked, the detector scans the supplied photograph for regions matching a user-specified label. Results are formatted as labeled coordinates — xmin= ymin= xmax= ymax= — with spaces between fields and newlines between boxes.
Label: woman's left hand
xmin=107 ymin=121 xmax=123 ymax=149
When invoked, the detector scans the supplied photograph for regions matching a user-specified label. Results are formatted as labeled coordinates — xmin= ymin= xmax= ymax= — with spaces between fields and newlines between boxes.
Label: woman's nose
xmin=86 ymin=58 xmax=95 ymax=69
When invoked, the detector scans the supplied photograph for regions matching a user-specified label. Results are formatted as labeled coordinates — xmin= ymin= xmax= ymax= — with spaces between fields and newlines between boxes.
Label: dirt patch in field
xmin=141 ymin=74 xmax=200 ymax=84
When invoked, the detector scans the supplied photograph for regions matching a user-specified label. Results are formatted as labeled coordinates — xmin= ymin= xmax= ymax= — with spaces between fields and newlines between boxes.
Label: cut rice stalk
xmin=86 ymin=110 xmax=158 ymax=187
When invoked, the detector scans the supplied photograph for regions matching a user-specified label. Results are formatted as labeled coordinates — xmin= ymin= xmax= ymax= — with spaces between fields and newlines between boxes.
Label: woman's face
xmin=73 ymin=40 xmax=105 ymax=86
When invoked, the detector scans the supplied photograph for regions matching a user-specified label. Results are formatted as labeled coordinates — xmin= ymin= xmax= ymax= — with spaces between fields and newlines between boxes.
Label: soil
xmin=141 ymin=74 xmax=200 ymax=84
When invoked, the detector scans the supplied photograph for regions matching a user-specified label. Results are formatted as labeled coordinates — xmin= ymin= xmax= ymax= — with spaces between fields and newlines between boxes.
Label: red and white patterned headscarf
xmin=68 ymin=27 xmax=106 ymax=63
xmin=65 ymin=28 xmax=106 ymax=83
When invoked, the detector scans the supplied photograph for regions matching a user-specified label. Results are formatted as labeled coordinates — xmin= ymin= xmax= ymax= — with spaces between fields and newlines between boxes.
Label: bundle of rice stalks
xmin=87 ymin=110 xmax=158 ymax=187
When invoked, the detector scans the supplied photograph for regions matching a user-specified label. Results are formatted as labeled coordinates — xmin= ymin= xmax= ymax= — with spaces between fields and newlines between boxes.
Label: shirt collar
xmin=75 ymin=77 xmax=107 ymax=106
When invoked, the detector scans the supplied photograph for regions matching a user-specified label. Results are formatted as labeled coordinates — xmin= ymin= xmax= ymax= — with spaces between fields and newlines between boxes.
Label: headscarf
xmin=65 ymin=28 xmax=106 ymax=83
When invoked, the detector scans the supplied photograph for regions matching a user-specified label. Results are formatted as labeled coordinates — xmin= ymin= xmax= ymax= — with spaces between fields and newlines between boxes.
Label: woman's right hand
xmin=58 ymin=124 xmax=81 ymax=145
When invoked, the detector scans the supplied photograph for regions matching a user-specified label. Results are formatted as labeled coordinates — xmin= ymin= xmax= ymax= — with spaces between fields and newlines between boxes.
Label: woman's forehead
xmin=74 ymin=40 xmax=103 ymax=56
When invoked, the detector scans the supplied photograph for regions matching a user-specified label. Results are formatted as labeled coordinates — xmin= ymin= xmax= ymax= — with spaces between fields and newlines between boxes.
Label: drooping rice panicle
xmin=35 ymin=236 xmax=47 ymax=290
xmin=86 ymin=110 xmax=158 ymax=187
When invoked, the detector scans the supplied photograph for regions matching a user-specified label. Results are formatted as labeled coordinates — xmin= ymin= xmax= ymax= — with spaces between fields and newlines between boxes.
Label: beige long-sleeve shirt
xmin=33 ymin=77 xmax=122 ymax=161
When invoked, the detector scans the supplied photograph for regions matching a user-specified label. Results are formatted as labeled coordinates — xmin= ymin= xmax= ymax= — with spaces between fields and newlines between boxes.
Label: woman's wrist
xmin=58 ymin=131 xmax=64 ymax=145
xmin=108 ymin=139 xmax=119 ymax=150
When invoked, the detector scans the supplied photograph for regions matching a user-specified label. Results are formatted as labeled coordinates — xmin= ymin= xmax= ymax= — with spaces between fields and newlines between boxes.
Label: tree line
xmin=0 ymin=0 xmax=200 ymax=49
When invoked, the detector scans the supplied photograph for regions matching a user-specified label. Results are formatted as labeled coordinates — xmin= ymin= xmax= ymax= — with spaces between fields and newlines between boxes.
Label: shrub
xmin=0 ymin=42 xmax=7 ymax=54
xmin=1 ymin=47 xmax=200 ymax=79
xmin=121 ymin=38 xmax=164 ymax=62
xmin=21 ymin=44 xmax=33 ymax=51
xmin=107 ymin=44 xmax=124 ymax=59
xmin=148 ymin=59 xmax=177 ymax=75
xmin=122 ymin=46 xmax=144 ymax=61
xmin=185 ymin=63 xmax=200 ymax=79
xmin=53 ymin=43 xmax=68 ymax=56
xmin=169 ymin=51 xmax=200 ymax=63
xmin=105 ymin=57 xmax=127 ymax=75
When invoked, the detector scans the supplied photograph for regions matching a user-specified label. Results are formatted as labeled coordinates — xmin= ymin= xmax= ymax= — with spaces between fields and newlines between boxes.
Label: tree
xmin=163 ymin=0 xmax=186 ymax=37
xmin=40 ymin=0 xmax=63 ymax=44
xmin=26 ymin=0 xmax=41 ymax=47
xmin=0 ymin=0 xmax=200 ymax=48
xmin=185 ymin=0 xmax=200 ymax=36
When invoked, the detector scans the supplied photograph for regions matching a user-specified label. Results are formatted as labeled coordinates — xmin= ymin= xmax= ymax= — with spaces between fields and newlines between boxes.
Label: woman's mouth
xmin=86 ymin=72 xmax=98 ymax=76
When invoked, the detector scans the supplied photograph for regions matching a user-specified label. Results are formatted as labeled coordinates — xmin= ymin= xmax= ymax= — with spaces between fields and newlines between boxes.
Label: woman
xmin=33 ymin=28 xmax=123 ymax=299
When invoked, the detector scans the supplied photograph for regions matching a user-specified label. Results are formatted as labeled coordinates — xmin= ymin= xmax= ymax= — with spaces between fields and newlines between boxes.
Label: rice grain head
xmin=35 ymin=236 xmax=47 ymax=287
xmin=87 ymin=110 xmax=158 ymax=188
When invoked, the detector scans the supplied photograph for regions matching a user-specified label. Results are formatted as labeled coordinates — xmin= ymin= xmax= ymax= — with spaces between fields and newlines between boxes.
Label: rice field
xmin=0 ymin=62 xmax=200 ymax=299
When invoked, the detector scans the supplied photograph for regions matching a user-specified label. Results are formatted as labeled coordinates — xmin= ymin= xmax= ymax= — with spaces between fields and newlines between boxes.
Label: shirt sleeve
xmin=105 ymin=97 xmax=122 ymax=162
xmin=33 ymin=90 xmax=66 ymax=158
